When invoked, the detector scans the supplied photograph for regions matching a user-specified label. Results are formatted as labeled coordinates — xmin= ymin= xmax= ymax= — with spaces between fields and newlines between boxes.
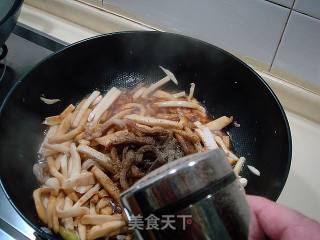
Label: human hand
xmin=248 ymin=195 xmax=320 ymax=240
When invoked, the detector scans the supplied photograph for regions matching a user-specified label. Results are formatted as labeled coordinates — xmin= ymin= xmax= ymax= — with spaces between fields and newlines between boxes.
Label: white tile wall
xmin=268 ymin=0 xmax=294 ymax=8
xmin=105 ymin=0 xmax=289 ymax=69
xmin=271 ymin=12 xmax=320 ymax=89
xmin=294 ymin=0 xmax=320 ymax=19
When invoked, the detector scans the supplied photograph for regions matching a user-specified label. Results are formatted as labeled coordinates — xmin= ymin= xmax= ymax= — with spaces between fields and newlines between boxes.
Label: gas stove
xmin=0 ymin=23 xmax=67 ymax=240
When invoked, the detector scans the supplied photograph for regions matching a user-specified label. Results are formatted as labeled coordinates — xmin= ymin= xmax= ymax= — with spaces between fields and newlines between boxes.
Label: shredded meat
xmin=132 ymin=124 xmax=170 ymax=137
xmin=110 ymin=147 xmax=121 ymax=173
xmin=95 ymin=130 xmax=155 ymax=148
xmin=130 ymin=165 xmax=145 ymax=178
xmin=158 ymin=135 xmax=184 ymax=162
xmin=175 ymin=133 xmax=191 ymax=154
xmin=120 ymin=149 xmax=137 ymax=190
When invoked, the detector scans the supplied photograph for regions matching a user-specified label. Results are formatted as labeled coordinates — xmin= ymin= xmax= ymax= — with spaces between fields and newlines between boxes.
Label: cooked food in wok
xmin=33 ymin=66 xmax=258 ymax=240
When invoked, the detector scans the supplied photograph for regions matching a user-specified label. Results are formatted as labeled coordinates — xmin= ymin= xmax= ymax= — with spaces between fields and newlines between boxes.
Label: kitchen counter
xmin=278 ymin=111 xmax=320 ymax=220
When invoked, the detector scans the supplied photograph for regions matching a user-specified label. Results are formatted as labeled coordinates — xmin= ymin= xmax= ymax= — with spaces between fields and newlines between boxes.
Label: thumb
xmin=248 ymin=195 xmax=320 ymax=240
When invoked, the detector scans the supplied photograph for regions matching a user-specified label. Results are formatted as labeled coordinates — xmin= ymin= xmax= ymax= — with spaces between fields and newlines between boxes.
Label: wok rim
xmin=0 ymin=31 xmax=292 ymax=236
xmin=0 ymin=0 xmax=23 ymax=26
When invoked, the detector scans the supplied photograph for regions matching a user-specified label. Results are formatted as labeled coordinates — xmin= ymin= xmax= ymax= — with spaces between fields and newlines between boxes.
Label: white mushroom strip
xmin=57 ymin=206 xmax=89 ymax=218
xmin=222 ymin=135 xmax=231 ymax=149
xmin=55 ymin=157 xmax=61 ymax=171
xmin=70 ymin=100 xmax=85 ymax=123
xmin=195 ymin=127 xmax=218 ymax=150
xmin=111 ymin=109 xmax=133 ymax=119
xmin=42 ymin=149 xmax=57 ymax=157
xmin=77 ymin=145 xmax=114 ymax=172
xmin=91 ymin=95 xmax=102 ymax=107
xmin=214 ymin=135 xmax=239 ymax=161
xmin=43 ymin=125 xmax=58 ymax=138
xmin=67 ymin=156 xmax=73 ymax=178
xmin=78 ymin=223 xmax=86 ymax=240
xmin=40 ymin=97 xmax=61 ymax=105
xmin=78 ymin=139 xmax=90 ymax=145
xmin=48 ymin=128 xmax=83 ymax=144
xmin=56 ymin=114 xmax=72 ymax=136
xmin=132 ymin=87 xmax=146 ymax=100
xmin=63 ymin=172 xmax=96 ymax=189
xmin=214 ymin=135 xmax=230 ymax=154
xmin=53 ymin=193 xmax=64 ymax=233
xmin=67 ymin=192 xmax=79 ymax=203
xmin=43 ymin=104 xmax=75 ymax=125
xmin=239 ymin=178 xmax=248 ymax=187
xmin=81 ymin=159 xmax=102 ymax=171
xmin=95 ymin=197 xmax=109 ymax=213
xmin=247 ymin=165 xmax=261 ymax=176
xmin=155 ymin=100 xmax=205 ymax=113
xmin=125 ymin=114 xmax=183 ymax=129
xmin=90 ymin=201 xmax=97 ymax=215
xmin=142 ymin=67 xmax=179 ymax=98
xmin=33 ymin=188 xmax=56 ymax=224
xmin=48 ymin=110 xmax=90 ymax=144
xmin=47 ymin=195 xmax=57 ymax=229
xmin=153 ymin=90 xmax=176 ymax=100
xmin=89 ymin=87 xmax=121 ymax=126
xmin=100 ymin=206 xmax=113 ymax=215
xmin=73 ymin=183 xmax=100 ymax=208
xmin=60 ymin=104 xmax=76 ymax=119
xmin=61 ymin=196 xmax=74 ymax=230
xmin=121 ymin=103 xmax=146 ymax=114
xmin=47 ymin=157 xmax=65 ymax=184
xmin=59 ymin=154 xmax=68 ymax=178
xmin=72 ymin=90 xmax=100 ymax=127
xmin=74 ymin=185 xmax=93 ymax=194
xmin=91 ymin=166 xmax=120 ymax=203
xmin=45 ymin=178 xmax=60 ymax=195
xmin=43 ymin=143 xmax=70 ymax=154
xmin=87 ymin=220 xmax=126 ymax=240
xmin=159 ymin=66 xmax=179 ymax=85
xmin=88 ymin=118 xmax=130 ymax=140
xmin=205 ymin=116 xmax=233 ymax=131
xmin=234 ymin=157 xmax=246 ymax=176
xmin=81 ymin=214 xmax=123 ymax=225
xmin=188 ymin=83 xmax=195 ymax=100
xmin=228 ymin=150 xmax=239 ymax=161
xmin=173 ymin=91 xmax=186 ymax=98
xmin=70 ymin=143 xmax=81 ymax=177
xmin=43 ymin=115 xmax=61 ymax=126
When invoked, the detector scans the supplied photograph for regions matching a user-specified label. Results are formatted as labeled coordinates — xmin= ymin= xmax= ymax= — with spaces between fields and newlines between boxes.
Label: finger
xmin=247 ymin=195 xmax=320 ymax=240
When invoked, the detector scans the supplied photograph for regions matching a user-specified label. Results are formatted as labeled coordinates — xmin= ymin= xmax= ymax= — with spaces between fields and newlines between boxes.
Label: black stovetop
xmin=0 ymin=23 xmax=66 ymax=103
xmin=0 ymin=23 xmax=67 ymax=240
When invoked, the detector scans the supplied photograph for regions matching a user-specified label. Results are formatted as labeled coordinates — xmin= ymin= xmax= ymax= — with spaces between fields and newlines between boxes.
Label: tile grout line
xmin=265 ymin=0 xmax=320 ymax=21
xmin=269 ymin=0 xmax=296 ymax=72
xmin=293 ymin=9 xmax=320 ymax=21
xmin=265 ymin=0 xmax=291 ymax=9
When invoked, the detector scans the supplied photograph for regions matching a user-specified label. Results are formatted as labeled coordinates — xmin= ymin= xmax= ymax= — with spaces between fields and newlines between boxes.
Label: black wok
xmin=0 ymin=0 xmax=23 ymax=60
xmin=0 ymin=32 xmax=291 ymax=238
